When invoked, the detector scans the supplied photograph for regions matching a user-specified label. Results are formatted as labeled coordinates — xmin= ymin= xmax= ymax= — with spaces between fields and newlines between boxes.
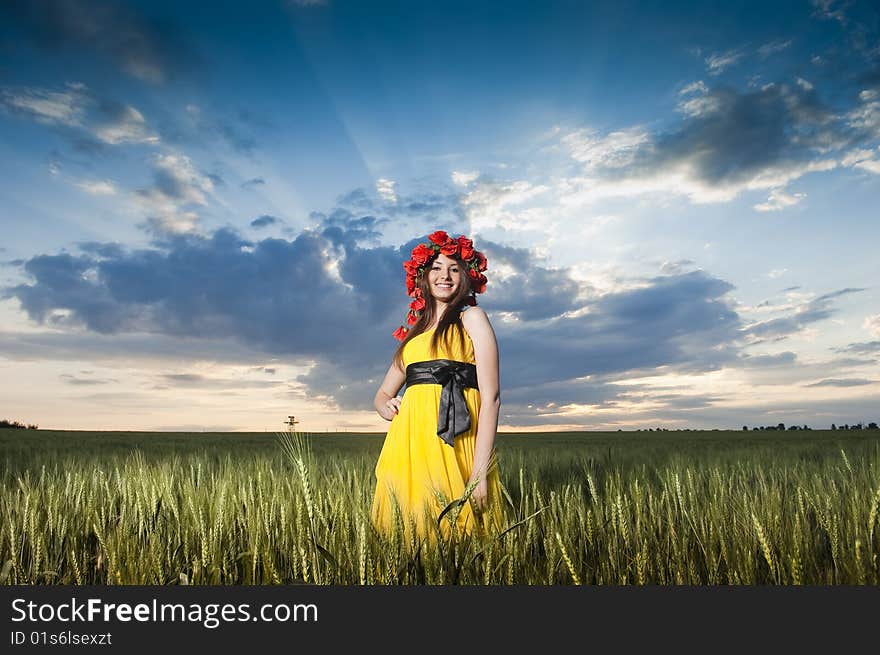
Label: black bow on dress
xmin=405 ymin=359 xmax=480 ymax=446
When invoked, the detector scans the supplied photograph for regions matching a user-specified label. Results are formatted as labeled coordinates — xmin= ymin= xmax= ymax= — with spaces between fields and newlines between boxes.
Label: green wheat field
xmin=2 ymin=427 xmax=879 ymax=585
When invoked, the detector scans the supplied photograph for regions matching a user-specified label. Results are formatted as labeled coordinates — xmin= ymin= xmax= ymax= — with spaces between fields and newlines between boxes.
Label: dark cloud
xmin=251 ymin=215 xmax=280 ymax=229
xmin=332 ymin=185 xmax=466 ymax=224
xmin=155 ymin=374 xmax=283 ymax=389
xmin=496 ymin=270 xmax=743 ymax=391
xmin=828 ymin=356 xmax=878 ymax=367
xmin=500 ymin=378 xmax=626 ymax=409
xmin=477 ymin=241 xmax=581 ymax=321
xmin=804 ymin=378 xmax=877 ymax=387
xmin=2 ymin=0 xmax=199 ymax=83
xmin=59 ymin=373 xmax=118 ymax=385
xmin=242 ymin=177 xmax=266 ymax=189
xmin=634 ymin=392 xmax=730 ymax=410
xmin=735 ymin=351 xmax=798 ymax=367
xmin=77 ymin=242 xmax=126 ymax=259
xmin=833 ymin=340 xmax=880 ymax=355
xmin=645 ymin=83 xmax=854 ymax=187
xmin=3 ymin=226 xmax=406 ymax=376
xmin=743 ymin=288 xmax=865 ymax=339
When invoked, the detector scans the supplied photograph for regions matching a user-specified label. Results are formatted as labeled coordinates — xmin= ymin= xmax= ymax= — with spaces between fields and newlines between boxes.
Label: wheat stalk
xmin=555 ymin=532 xmax=581 ymax=585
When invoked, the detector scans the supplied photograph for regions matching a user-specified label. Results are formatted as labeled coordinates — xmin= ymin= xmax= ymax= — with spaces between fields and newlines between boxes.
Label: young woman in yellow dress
xmin=371 ymin=230 xmax=503 ymax=542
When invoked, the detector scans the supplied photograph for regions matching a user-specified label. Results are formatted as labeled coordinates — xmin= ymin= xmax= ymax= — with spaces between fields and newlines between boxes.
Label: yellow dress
xmin=371 ymin=319 xmax=504 ymax=543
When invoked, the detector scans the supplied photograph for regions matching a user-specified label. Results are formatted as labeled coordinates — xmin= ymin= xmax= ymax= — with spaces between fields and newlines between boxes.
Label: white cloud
xmin=0 ymin=82 xmax=88 ymax=126
xmin=451 ymin=170 xmax=480 ymax=186
xmin=853 ymin=159 xmax=880 ymax=174
xmin=811 ymin=0 xmax=848 ymax=25
xmin=757 ymin=39 xmax=793 ymax=58
xmin=153 ymin=153 xmax=213 ymax=205
xmin=754 ymin=187 xmax=807 ymax=212
xmin=841 ymin=147 xmax=880 ymax=175
xmin=375 ymin=178 xmax=397 ymax=203
xmin=552 ymin=155 xmax=833 ymax=209
xmin=659 ymin=259 xmax=696 ymax=275
xmin=75 ymin=179 xmax=117 ymax=196
xmin=846 ymin=91 xmax=880 ymax=138
xmin=145 ymin=211 xmax=200 ymax=234
xmin=796 ymin=77 xmax=814 ymax=91
xmin=0 ymin=82 xmax=158 ymax=146
xmin=134 ymin=152 xmax=214 ymax=233
xmin=705 ymin=49 xmax=745 ymax=75
xmin=561 ymin=127 xmax=650 ymax=170
xmin=93 ymin=105 xmax=158 ymax=145
xmin=864 ymin=314 xmax=880 ymax=338
xmin=677 ymin=92 xmax=722 ymax=118
xmin=680 ymin=81 xmax=709 ymax=96
xmin=459 ymin=179 xmax=551 ymax=232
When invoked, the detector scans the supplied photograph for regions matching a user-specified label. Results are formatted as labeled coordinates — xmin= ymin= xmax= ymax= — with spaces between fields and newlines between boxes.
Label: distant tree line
xmin=0 ymin=419 xmax=38 ymax=430
xmin=626 ymin=422 xmax=880 ymax=432
xmin=741 ymin=422 xmax=879 ymax=431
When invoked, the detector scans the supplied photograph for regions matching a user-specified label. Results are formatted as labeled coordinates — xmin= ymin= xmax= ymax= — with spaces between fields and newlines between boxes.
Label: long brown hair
xmin=392 ymin=253 xmax=475 ymax=372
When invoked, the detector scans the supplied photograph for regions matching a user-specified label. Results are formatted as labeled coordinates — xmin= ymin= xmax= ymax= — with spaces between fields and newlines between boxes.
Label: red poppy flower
xmin=409 ymin=296 xmax=426 ymax=311
xmin=428 ymin=230 xmax=449 ymax=245
xmin=475 ymin=251 xmax=488 ymax=271
xmin=411 ymin=243 xmax=433 ymax=265
xmin=392 ymin=326 xmax=408 ymax=341
xmin=439 ymin=239 xmax=459 ymax=256
xmin=457 ymin=236 xmax=474 ymax=259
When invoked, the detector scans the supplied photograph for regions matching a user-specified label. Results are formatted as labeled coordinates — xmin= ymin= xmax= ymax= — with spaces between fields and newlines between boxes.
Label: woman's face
xmin=428 ymin=253 xmax=461 ymax=301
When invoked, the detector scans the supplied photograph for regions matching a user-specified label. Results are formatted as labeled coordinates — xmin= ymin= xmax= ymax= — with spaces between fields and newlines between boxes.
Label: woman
xmin=371 ymin=230 xmax=503 ymax=542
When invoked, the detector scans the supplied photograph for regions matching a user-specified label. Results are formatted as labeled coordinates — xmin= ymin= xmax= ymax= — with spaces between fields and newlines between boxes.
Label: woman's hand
xmin=378 ymin=396 xmax=401 ymax=421
xmin=468 ymin=475 xmax=488 ymax=513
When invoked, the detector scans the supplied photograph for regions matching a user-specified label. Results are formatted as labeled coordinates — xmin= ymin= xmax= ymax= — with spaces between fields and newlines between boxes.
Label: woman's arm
xmin=375 ymin=361 xmax=406 ymax=421
xmin=461 ymin=307 xmax=501 ymax=507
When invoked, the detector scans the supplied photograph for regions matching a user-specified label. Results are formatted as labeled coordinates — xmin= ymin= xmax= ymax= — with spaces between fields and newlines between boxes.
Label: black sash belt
xmin=405 ymin=359 xmax=479 ymax=447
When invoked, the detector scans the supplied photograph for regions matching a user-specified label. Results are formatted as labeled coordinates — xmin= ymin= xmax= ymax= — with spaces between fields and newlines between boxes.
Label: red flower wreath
xmin=392 ymin=230 xmax=489 ymax=340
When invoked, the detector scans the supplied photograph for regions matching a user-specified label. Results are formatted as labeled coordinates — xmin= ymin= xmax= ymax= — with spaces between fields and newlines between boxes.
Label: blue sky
xmin=1 ymin=0 xmax=878 ymax=432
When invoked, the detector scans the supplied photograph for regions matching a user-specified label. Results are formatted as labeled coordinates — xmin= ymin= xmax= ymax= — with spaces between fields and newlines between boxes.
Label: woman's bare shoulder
xmin=460 ymin=305 xmax=492 ymax=332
